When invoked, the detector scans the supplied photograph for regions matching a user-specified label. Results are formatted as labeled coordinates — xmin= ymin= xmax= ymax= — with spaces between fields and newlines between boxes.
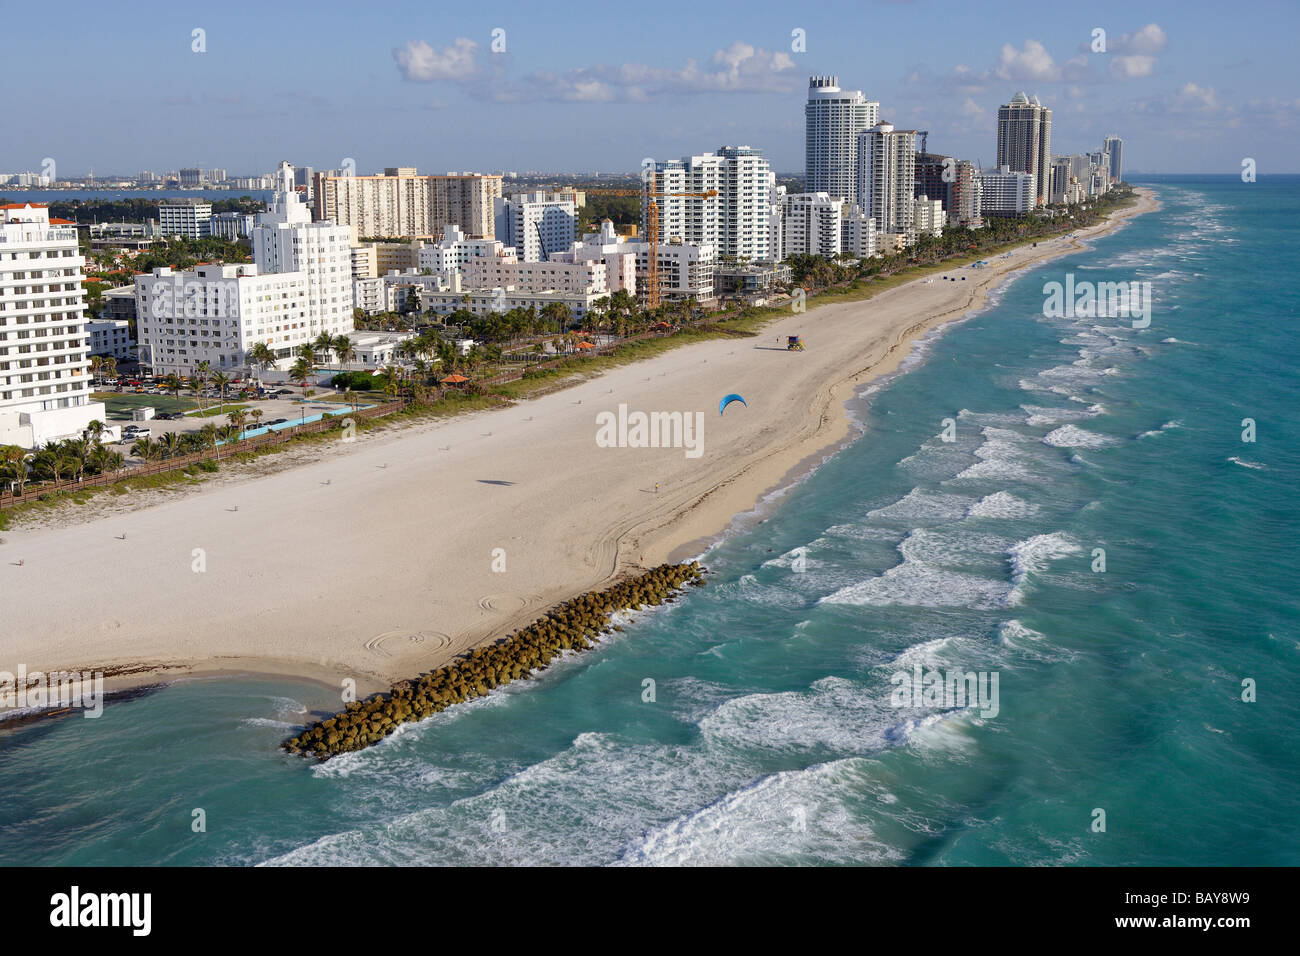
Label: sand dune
xmin=1 ymin=191 xmax=1156 ymax=700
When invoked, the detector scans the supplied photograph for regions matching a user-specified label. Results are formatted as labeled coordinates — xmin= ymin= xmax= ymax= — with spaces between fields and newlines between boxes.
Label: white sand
xmin=1 ymin=191 xmax=1156 ymax=698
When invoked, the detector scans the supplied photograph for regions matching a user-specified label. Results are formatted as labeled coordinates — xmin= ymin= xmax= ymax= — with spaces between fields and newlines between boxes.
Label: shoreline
xmin=1 ymin=189 xmax=1158 ymax=716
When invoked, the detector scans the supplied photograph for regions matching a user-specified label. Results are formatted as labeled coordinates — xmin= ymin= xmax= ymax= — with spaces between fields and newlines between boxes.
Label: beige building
xmin=314 ymin=169 xmax=503 ymax=239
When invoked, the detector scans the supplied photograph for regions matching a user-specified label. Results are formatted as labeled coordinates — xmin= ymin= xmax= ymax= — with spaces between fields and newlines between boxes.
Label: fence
xmin=0 ymin=400 xmax=405 ymax=510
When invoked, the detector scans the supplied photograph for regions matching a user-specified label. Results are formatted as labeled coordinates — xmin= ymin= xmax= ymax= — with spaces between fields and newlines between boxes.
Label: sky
xmin=4 ymin=0 xmax=1297 ymax=177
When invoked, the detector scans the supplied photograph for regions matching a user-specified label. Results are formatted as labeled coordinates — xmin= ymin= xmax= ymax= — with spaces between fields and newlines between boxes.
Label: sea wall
xmin=284 ymin=562 xmax=706 ymax=759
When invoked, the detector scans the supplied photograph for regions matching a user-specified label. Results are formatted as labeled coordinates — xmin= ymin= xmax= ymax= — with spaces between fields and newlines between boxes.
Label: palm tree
xmin=290 ymin=357 xmax=312 ymax=396
xmin=246 ymin=342 xmax=276 ymax=386
xmin=297 ymin=344 xmax=317 ymax=369
xmin=248 ymin=408 xmax=264 ymax=429
xmin=313 ymin=332 xmax=336 ymax=365
xmin=83 ymin=419 xmax=105 ymax=445
xmin=333 ymin=334 xmax=355 ymax=369
xmin=131 ymin=437 xmax=161 ymax=462
xmin=210 ymin=371 xmax=232 ymax=416
xmin=344 ymin=388 xmax=358 ymax=413
xmin=159 ymin=431 xmax=183 ymax=459
xmin=226 ymin=408 xmax=247 ymax=436
xmin=162 ymin=373 xmax=184 ymax=401
xmin=89 ymin=355 xmax=103 ymax=385
xmin=0 ymin=444 xmax=29 ymax=496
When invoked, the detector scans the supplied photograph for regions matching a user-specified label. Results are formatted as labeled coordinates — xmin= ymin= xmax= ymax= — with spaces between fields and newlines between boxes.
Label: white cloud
xmin=1110 ymin=54 xmax=1157 ymax=79
xmin=393 ymin=38 xmax=797 ymax=103
xmin=393 ymin=38 xmax=479 ymax=82
xmin=1114 ymin=23 xmax=1167 ymax=55
xmin=995 ymin=39 xmax=1060 ymax=82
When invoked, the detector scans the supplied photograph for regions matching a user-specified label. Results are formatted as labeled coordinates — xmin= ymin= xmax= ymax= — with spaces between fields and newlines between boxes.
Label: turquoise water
xmin=3 ymin=176 xmax=1297 ymax=865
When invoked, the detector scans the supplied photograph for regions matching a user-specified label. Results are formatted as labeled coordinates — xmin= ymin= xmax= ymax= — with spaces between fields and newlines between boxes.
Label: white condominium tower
xmin=0 ymin=203 xmax=105 ymax=448
xmin=996 ymin=91 xmax=1052 ymax=206
xmin=253 ymin=162 xmax=354 ymax=349
xmin=805 ymin=75 xmax=879 ymax=204
xmin=313 ymin=167 xmax=503 ymax=238
xmin=494 ymin=191 xmax=577 ymax=262
xmin=780 ymin=192 xmax=844 ymax=259
xmin=647 ymin=145 xmax=778 ymax=264
xmin=858 ymin=122 xmax=918 ymax=240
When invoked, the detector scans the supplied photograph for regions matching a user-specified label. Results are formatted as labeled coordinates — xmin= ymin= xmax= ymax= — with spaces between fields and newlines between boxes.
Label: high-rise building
xmin=647 ymin=145 xmax=778 ymax=264
xmin=1103 ymin=136 xmax=1124 ymax=183
xmin=252 ymin=162 xmax=354 ymax=352
xmin=0 ymin=204 xmax=105 ymax=448
xmin=805 ymin=75 xmax=879 ymax=204
xmin=780 ymin=192 xmax=843 ymax=259
xmin=977 ymin=166 xmax=1035 ymax=216
xmin=314 ymin=168 xmax=503 ymax=238
xmin=179 ymin=167 xmax=204 ymax=188
xmin=159 ymin=200 xmax=212 ymax=239
xmin=858 ymin=122 xmax=918 ymax=240
xmin=996 ymin=92 xmax=1052 ymax=206
xmin=494 ymin=191 xmax=577 ymax=262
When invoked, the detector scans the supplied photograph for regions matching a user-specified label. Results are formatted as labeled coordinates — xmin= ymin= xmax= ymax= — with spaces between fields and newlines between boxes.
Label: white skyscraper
xmin=858 ymin=122 xmax=918 ymax=241
xmin=252 ymin=162 xmax=354 ymax=350
xmin=0 ymin=204 xmax=105 ymax=448
xmin=648 ymin=145 xmax=778 ymax=264
xmin=805 ymin=76 xmax=879 ymax=204
xmin=494 ymin=191 xmax=577 ymax=262
xmin=996 ymin=92 xmax=1052 ymax=206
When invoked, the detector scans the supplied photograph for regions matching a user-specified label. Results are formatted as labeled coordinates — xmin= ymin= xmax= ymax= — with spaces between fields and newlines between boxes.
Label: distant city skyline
xmin=4 ymin=0 xmax=1296 ymax=176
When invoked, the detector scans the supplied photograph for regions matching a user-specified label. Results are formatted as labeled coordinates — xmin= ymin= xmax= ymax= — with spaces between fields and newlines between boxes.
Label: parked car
xmin=267 ymin=418 xmax=288 ymax=427
xmin=123 ymin=427 xmax=150 ymax=439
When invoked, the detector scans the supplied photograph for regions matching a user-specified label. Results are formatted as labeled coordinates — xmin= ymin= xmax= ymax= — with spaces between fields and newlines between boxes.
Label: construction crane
xmin=584 ymin=185 xmax=718 ymax=310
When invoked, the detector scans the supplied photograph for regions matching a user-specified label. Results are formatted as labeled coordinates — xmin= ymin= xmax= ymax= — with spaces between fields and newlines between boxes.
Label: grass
xmin=185 ymin=403 xmax=250 ymax=419
xmin=93 ymin=392 xmax=197 ymax=419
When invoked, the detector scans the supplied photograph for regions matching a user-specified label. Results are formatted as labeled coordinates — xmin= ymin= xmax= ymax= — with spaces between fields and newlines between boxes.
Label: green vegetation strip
xmin=284 ymin=562 xmax=706 ymax=760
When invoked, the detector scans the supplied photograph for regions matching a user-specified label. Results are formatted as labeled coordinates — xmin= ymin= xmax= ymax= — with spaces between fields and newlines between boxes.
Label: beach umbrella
xmin=441 ymin=374 xmax=469 ymax=385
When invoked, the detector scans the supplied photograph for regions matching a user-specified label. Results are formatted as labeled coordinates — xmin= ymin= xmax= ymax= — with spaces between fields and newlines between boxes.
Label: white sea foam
xmin=1005 ymin=533 xmax=1082 ymax=606
xmin=1137 ymin=420 xmax=1182 ymax=440
xmin=1042 ymin=424 xmax=1115 ymax=448
xmin=1227 ymin=457 xmax=1266 ymax=470
xmin=1022 ymin=403 xmax=1104 ymax=426
xmin=864 ymin=488 xmax=973 ymax=524
xmin=967 ymin=491 xmax=1039 ymax=519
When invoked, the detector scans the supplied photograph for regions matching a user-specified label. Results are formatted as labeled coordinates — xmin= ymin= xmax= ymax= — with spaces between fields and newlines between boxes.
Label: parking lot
xmin=98 ymin=380 xmax=361 ymax=449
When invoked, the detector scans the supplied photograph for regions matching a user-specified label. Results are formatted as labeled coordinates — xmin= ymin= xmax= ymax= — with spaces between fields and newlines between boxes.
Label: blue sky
xmin=4 ymin=0 xmax=1297 ymax=176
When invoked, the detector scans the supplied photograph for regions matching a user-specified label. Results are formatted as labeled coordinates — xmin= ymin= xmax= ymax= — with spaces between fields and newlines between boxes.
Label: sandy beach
xmin=2 ymin=190 xmax=1156 ymax=701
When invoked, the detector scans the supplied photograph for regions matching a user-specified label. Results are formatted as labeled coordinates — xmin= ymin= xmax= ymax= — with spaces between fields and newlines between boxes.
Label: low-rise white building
xmin=550 ymin=221 xmax=637 ymax=296
xmin=87 ymin=319 xmax=134 ymax=359
xmin=841 ymin=205 xmax=878 ymax=258
xmin=415 ymin=225 xmax=512 ymax=275
xmin=634 ymin=240 xmax=714 ymax=303
xmin=210 ymin=211 xmax=255 ymax=241
xmin=159 ymin=200 xmax=212 ymax=239
xmin=135 ymin=264 xmax=311 ymax=375
xmin=914 ymin=196 xmax=946 ymax=237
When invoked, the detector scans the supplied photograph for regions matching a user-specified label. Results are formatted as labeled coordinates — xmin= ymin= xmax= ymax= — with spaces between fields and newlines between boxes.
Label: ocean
xmin=2 ymin=175 xmax=1296 ymax=866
